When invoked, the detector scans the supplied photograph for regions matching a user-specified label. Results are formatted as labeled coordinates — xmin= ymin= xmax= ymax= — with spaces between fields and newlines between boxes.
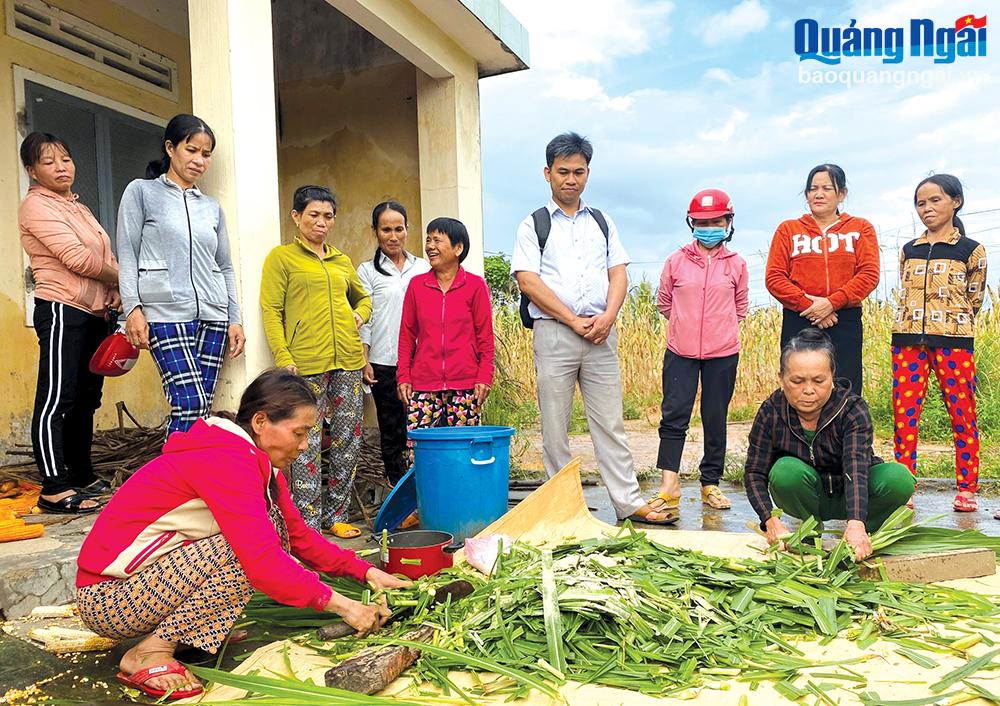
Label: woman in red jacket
xmin=397 ymin=217 xmax=494 ymax=429
xmin=75 ymin=369 xmax=409 ymax=701
xmin=765 ymin=164 xmax=880 ymax=395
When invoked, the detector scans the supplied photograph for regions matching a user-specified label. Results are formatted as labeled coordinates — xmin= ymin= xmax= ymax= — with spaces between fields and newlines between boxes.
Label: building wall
xmin=326 ymin=0 xmax=488 ymax=275
xmin=275 ymin=62 xmax=423 ymax=261
xmin=1 ymin=0 xmax=497 ymax=451
xmin=0 ymin=0 xmax=191 ymax=451
xmin=273 ymin=0 xmax=423 ymax=262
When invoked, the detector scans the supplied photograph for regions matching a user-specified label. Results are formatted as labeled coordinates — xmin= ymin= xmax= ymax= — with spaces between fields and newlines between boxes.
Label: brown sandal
xmin=629 ymin=492 xmax=679 ymax=525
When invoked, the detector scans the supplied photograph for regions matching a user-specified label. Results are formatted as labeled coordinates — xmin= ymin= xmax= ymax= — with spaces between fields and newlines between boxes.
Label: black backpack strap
xmin=519 ymin=207 xmax=553 ymax=329
xmin=531 ymin=207 xmax=551 ymax=253
xmin=589 ymin=208 xmax=610 ymax=253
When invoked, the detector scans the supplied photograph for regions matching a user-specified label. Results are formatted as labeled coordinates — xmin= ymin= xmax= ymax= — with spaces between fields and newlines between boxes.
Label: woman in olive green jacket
xmin=260 ymin=186 xmax=371 ymax=537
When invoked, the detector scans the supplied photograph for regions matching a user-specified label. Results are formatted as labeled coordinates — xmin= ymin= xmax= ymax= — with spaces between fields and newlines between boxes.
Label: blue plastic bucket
xmin=409 ymin=425 xmax=516 ymax=540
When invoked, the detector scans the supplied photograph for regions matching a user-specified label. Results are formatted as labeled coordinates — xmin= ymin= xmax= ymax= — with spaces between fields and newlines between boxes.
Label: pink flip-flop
xmin=953 ymin=494 xmax=978 ymax=513
xmin=116 ymin=661 xmax=203 ymax=700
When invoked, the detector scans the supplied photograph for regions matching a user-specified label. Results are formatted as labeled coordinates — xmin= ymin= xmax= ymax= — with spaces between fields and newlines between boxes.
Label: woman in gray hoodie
xmin=117 ymin=114 xmax=245 ymax=435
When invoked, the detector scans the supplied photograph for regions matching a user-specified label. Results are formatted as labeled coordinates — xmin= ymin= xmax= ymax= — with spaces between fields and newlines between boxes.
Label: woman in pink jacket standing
xmin=651 ymin=189 xmax=749 ymax=522
xmin=397 ymin=217 xmax=494 ymax=430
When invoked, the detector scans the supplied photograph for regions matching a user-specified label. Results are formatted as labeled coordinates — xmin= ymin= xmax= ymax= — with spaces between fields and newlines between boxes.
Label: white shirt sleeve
xmin=510 ymin=216 xmax=541 ymax=274
xmin=603 ymin=213 xmax=630 ymax=269
xmin=356 ymin=262 xmax=374 ymax=347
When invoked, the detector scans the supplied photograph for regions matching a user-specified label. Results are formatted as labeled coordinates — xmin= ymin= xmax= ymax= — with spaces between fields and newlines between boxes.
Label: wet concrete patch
xmin=511 ymin=477 xmax=1000 ymax=535
xmin=0 ymin=631 xmax=65 ymax=694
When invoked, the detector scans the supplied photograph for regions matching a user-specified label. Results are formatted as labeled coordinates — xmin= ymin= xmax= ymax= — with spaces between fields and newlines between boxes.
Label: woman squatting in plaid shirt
xmin=743 ymin=328 xmax=914 ymax=560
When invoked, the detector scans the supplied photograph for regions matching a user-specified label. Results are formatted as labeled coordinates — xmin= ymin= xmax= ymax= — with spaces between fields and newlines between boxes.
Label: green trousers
xmin=768 ymin=457 xmax=915 ymax=532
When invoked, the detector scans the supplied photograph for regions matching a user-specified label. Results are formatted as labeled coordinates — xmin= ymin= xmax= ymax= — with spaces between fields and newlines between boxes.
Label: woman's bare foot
xmin=119 ymin=635 xmax=200 ymax=694
xmin=658 ymin=469 xmax=681 ymax=499
xmin=953 ymin=490 xmax=978 ymax=512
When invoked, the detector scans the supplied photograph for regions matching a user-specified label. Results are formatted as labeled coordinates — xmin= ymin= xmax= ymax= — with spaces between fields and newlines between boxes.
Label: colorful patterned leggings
xmin=148 ymin=320 xmax=228 ymax=435
xmin=891 ymin=345 xmax=979 ymax=492
xmin=290 ymin=369 xmax=363 ymax=530
xmin=77 ymin=532 xmax=253 ymax=653
xmin=407 ymin=389 xmax=481 ymax=434
xmin=77 ymin=506 xmax=289 ymax=652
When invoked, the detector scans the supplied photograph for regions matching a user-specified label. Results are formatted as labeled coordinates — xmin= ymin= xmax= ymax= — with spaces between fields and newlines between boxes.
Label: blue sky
xmin=480 ymin=0 xmax=1000 ymax=306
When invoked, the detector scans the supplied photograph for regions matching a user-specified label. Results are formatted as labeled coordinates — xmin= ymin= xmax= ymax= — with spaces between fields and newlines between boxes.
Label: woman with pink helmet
xmin=650 ymin=188 xmax=749 ymax=523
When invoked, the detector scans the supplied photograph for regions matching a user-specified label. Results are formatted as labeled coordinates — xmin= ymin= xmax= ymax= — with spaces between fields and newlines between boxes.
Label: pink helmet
xmin=687 ymin=188 xmax=735 ymax=219
xmin=89 ymin=332 xmax=139 ymax=377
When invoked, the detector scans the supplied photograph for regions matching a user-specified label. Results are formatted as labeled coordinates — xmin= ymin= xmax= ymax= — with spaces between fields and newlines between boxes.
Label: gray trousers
xmin=533 ymin=320 xmax=644 ymax=519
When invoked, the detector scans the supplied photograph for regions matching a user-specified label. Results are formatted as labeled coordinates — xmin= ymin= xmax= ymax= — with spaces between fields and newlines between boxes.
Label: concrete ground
xmin=514 ymin=476 xmax=1000 ymax=534
xmin=515 ymin=418 xmax=1000 ymax=534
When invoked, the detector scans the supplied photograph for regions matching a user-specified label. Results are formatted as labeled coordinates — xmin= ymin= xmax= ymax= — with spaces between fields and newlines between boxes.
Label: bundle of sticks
xmin=1 ymin=403 xmax=400 ymax=528
xmin=1 ymin=402 xmax=165 ymax=488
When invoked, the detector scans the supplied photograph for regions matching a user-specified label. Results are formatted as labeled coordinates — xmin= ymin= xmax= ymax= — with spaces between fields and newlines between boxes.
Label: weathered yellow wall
xmin=276 ymin=62 xmax=423 ymax=264
xmin=329 ymin=0 xmax=486 ymax=274
xmin=275 ymin=60 xmax=422 ymax=428
xmin=0 ymin=0 xmax=191 ymax=452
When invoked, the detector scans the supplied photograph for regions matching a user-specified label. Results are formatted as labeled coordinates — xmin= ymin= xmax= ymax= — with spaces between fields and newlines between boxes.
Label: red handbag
xmin=89 ymin=330 xmax=139 ymax=377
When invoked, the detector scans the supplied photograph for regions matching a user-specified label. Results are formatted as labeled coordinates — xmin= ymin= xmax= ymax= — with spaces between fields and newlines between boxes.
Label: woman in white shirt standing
xmin=357 ymin=201 xmax=430 ymax=484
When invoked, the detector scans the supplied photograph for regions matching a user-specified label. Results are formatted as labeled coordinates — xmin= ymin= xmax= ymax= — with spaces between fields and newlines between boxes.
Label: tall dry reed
xmin=488 ymin=285 xmax=999 ymax=446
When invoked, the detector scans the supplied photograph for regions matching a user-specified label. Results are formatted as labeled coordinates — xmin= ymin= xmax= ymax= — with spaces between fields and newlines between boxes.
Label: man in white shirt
xmin=511 ymin=132 xmax=672 ymax=525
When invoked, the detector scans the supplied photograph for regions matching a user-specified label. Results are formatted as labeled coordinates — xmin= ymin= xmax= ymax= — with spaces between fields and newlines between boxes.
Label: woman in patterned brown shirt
xmin=891 ymin=174 xmax=987 ymax=513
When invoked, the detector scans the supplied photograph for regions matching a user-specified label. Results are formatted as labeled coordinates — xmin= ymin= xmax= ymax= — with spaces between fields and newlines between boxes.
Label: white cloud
xmin=698 ymin=109 xmax=749 ymax=141
xmin=769 ymin=91 xmax=854 ymax=128
xmin=848 ymin=0 xmax=953 ymax=29
xmin=544 ymin=73 xmax=635 ymax=112
xmin=501 ymin=0 xmax=673 ymax=70
xmin=704 ymin=68 xmax=736 ymax=84
xmin=480 ymin=6 xmax=1000 ymax=304
xmin=703 ymin=0 xmax=769 ymax=46
xmin=915 ymin=108 xmax=1000 ymax=145
xmin=485 ymin=0 xmax=664 ymax=125
xmin=896 ymin=75 xmax=988 ymax=116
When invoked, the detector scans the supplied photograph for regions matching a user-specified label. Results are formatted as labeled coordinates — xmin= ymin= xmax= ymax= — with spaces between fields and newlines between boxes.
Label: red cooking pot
xmin=384 ymin=530 xmax=464 ymax=579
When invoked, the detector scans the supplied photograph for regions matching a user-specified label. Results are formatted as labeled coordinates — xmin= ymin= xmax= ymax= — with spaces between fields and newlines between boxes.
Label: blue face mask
xmin=692 ymin=227 xmax=728 ymax=247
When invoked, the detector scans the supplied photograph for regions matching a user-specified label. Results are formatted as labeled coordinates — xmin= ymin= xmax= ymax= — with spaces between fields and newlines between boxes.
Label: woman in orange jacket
xmin=765 ymin=164 xmax=880 ymax=395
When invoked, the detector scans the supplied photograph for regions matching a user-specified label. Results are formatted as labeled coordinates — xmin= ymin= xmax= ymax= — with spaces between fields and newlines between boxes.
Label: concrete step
xmin=0 ymin=516 xmax=95 ymax=619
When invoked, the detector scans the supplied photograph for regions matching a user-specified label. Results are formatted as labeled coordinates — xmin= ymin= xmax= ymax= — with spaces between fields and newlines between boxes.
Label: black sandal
xmin=75 ymin=479 xmax=113 ymax=497
xmin=37 ymin=493 xmax=102 ymax=515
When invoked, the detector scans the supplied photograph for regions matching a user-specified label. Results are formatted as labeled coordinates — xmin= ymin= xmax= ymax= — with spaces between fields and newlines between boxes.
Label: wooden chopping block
xmin=324 ymin=625 xmax=433 ymax=694
xmin=859 ymin=547 xmax=996 ymax=583
xmin=321 ymin=579 xmax=475 ymax=694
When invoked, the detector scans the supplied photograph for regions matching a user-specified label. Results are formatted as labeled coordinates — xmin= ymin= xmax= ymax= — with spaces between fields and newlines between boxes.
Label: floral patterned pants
xmin=290 ymin=369 xmax=363 ymax=529
xmin=407 ymin=389 xmax=481 ymax=434
xmin=892 ymin=345 xmax=979 ymax=492
xmin=77 ymin=506 xmax=289 ymax=652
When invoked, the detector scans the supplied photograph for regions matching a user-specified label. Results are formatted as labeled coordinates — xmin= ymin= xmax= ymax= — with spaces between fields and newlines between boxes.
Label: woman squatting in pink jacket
xmin=75 ymin=369 xmax=411 ymax=701
xmin=650 ymin=189 xmax=749 ymax=523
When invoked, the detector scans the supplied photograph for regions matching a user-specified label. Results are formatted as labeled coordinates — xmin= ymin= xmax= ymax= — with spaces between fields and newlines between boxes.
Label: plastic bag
xmin=463 ymin=533 xmax=513 ymax=575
